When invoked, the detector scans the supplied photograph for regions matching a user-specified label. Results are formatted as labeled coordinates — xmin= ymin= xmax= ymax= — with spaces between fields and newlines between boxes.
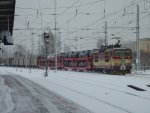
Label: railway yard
xmin=0 ymin=67 xmax=150 ymax=113
xmin=0 ymin=0 xmax=150 ymax=113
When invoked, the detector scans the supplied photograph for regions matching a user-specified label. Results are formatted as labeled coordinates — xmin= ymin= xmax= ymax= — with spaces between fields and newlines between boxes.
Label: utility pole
xmin=25 ymin=17 xmax=28 ymax=68
xmin=75 ymin=7 xmax=78 ymax=51
xmin=31 ymin=32 xmax=34 ymax=56
xmin=41 ymin=12 xmax=43 ymax=29
xmin=54 ymin=0 xmax=57 ymax=72
xmin=105 ymin=21 xmax=108 ymax=46
xmin=45 ymin=42 xmax=48 ymax=76
xmin=76 ymin=31 xmax=77 ymax=51
xmin=38 ymin=35 xmax=41 ymax=55
xmin=136 ymin=5 xmax=140 ymax=71
xmin=8 ymin=16 xmax=9 ymax=32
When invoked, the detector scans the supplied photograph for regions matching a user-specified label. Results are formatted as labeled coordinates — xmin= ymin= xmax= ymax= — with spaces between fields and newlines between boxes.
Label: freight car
xmin=37 ymin=41 xmax=132 ymax=74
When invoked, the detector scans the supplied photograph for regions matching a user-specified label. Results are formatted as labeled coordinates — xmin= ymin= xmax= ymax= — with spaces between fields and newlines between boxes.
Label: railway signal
xmin=43 ymin=32 xmax=50 ymax=77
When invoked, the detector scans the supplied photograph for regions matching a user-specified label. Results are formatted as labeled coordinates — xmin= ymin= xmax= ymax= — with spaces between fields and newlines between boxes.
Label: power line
xmin=47 ymin=0 xmax=80 ymax=26
xmin=65 ymin=0 xmax=149 ymax=49
xmin=63 ymin=0 xmax=147 ymax=40
xmin=46 ymin=0 xmax=105 ymax=28
xmin=15 ymin=0 xmax=104 ymax=11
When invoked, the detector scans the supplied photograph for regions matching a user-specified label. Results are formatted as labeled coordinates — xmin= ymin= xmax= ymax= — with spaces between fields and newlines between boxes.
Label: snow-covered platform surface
xmin=0 ymin=67 xmax=150 ymax=113
xmin=0 ymin=68 xmax=91 ymax=113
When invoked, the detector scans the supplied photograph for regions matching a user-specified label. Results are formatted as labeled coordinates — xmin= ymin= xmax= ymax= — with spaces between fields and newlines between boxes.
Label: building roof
xmin=0 ymin=0 xmax=16 ymax=35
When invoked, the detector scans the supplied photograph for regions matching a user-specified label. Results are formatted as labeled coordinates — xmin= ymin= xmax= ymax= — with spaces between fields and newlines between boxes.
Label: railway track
xmin=54 ymin=75 xmax=150 ymax=101
xmin=4 ymin=70 xmax=150 ymax=113
xmin=43 ymin=78 xmax=133 ymax=113
xmin=54 ymin=70 xmax=150 ymax=88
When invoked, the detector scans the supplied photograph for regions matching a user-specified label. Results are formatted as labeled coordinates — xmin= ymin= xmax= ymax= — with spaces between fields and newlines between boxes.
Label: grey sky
xmin=12 ymin=0 xmax=150 ymax=53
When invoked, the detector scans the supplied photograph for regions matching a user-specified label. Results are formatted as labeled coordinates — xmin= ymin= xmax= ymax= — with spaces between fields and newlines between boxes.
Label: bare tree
xmin=14 ymin=44 xmax=25 ymax=57
xmin=64 ymin=44 xmax=71 ymax=53
xmin=39 ymin=31 xmax=61 ymax=56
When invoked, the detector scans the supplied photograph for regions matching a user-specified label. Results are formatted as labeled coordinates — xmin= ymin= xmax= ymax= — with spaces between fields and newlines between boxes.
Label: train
xmin=38 ymin=41 xmax=132 ymax=74
xmin=0 ymin=41 xmax=132 ymax=75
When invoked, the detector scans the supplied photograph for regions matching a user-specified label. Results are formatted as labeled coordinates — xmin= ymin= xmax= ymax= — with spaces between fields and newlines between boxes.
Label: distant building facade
xmin=139 ymin=38 xmax=150 ymax=52
xmin=122 ymin=38 xmax=150 ymax=53
xmin=122 ymin=38 xmax=150 ymax=66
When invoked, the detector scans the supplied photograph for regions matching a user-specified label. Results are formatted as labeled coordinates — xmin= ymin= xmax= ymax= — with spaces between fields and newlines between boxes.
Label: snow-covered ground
xmin=0 ymin=75 xmax=14 ymax=113
xmin=0 ymin=67 xmax=150 ymax=113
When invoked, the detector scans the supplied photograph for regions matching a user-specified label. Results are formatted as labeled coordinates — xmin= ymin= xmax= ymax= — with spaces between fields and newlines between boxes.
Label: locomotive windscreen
xmin=114 ymin=49 xmax=131 ymax=57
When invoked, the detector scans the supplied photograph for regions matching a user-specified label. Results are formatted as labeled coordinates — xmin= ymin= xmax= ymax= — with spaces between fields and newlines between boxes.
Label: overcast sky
xmin=12 ymin=0 xmax=150 ymax=53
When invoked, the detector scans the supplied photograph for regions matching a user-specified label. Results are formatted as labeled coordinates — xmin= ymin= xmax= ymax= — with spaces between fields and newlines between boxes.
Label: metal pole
xmin=136 ymin=5 xmax=140 ymax=71
xmin=25 ymin=17 xmax=27 ymax=68
xmin=41 ymin=12 xmax=43 ymax=29
xmin=75 ymin=7 xmax=78 ymax=51
xmin=8 ymin=16 xmax=9 ymax=32
xmin=76 ymin=31 xmax=77 ymax=51
xmin=104 ymin=0 xmax=106 ymax=18
xmin=105 ymin=21 xmax=108 ymax=46
xmin=7 ymin=16 xmax=9 ymax=66
xmin=31 ymin=32 xmax=34 ymax=56
xmin=45 ymin=44 xmax=48 ymax=77
xmin=54 ymin=0 xmax=57 ymax=72
xmin=38 ymin=35 xmax=41 ymax=55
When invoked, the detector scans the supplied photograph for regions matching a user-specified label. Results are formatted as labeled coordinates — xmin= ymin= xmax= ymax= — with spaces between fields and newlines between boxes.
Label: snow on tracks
xmin=1 ymin=67 xmax=150 ymax=113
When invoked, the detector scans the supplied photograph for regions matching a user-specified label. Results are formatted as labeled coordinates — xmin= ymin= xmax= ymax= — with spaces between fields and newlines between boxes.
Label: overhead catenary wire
xmin=111 ymin=6 xmax=150 ymax=37
xmin=13 ymin=0 xmax=150 ymax=52
xmin=64 ymin=0 xmax=148 ymax=42
xmin=57 ymin=0 xmax=105 ymax=45
xmin=61 ymin=0 xmax=142 ymax=39
xmin=16 ymin=0 xmax=104 ymax=11
xmin=46 ymin=0 xmax=104 ymax=29
xmin=15 ymin=0 xmax=148 ymax=32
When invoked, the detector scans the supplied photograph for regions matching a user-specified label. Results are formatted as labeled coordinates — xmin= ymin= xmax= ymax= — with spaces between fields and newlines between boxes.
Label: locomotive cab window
xmin=124 ymin=51 xmax=131 ymax=56
xmin=114 ymin=50 xmax=131 ymax=57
